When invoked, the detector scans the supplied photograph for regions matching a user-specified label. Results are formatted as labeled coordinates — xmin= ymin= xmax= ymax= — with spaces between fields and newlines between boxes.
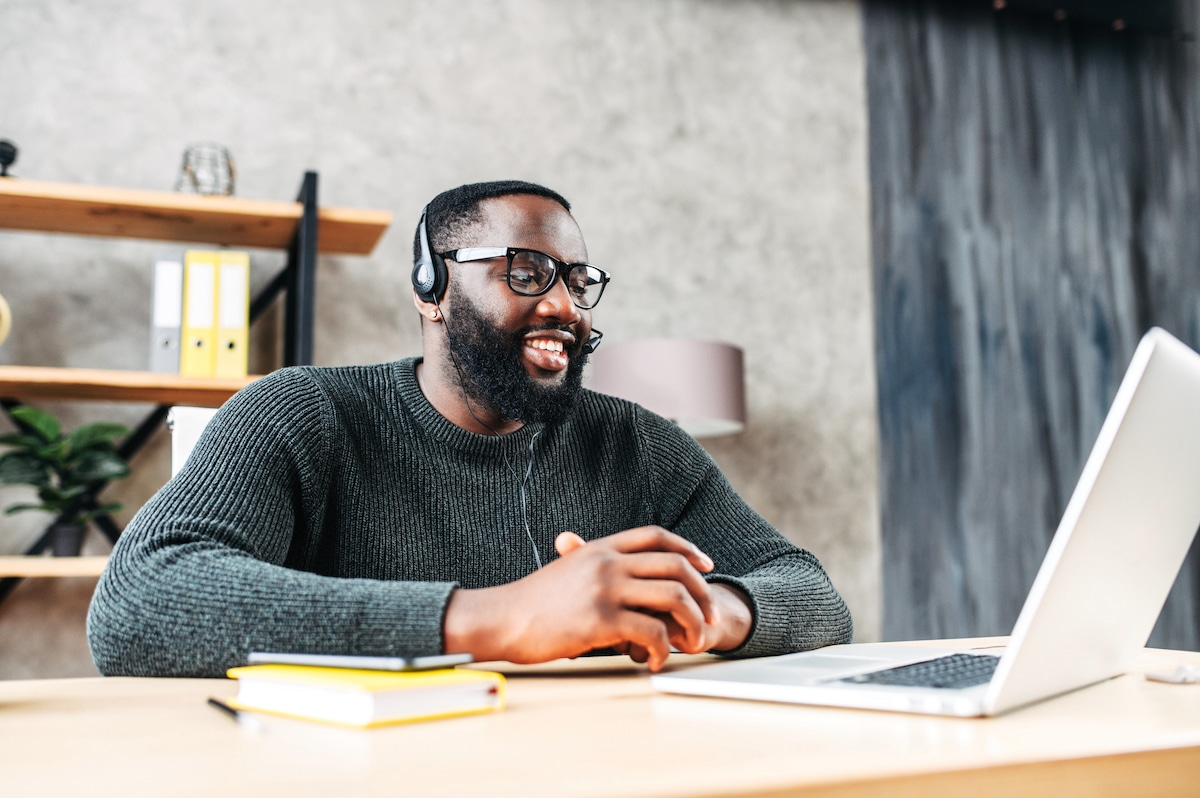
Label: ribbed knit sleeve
xmin=631 ymin=404 xmax=854 ymax=657
xmin=87 ymin=366 xmax=455 ymax=677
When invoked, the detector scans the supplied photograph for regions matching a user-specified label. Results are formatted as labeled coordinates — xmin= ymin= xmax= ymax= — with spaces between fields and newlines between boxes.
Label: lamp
xmin=588 ymin=339 xmax=746 ymax=437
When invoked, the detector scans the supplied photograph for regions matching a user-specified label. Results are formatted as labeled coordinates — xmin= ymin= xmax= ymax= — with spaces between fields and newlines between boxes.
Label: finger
xmin=623 ymin=551 xmax=719 ymax=626
xmin=627 ymin=644 xmax=650 ymax=664
xmin=605 ymin=526 xmax=715 ymax=573
xmin=615 ymin=610 xmax=672 ymax=671
xmin=555 ymin=531 xmax=587 ymax=557
xmin=664 ymin=615 xmax=713 ymax=655
xmin=617 ymin=580 xmax=708 ymax=652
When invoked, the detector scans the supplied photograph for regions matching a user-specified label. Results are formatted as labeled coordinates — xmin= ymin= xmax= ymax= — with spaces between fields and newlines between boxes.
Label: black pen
xmin=208 ymin=697 xmax=262 ymax=730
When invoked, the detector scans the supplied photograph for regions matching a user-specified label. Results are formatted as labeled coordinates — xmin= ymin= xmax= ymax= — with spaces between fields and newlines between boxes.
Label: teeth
xmin=528 ymin=339 xmax=564 ymax=353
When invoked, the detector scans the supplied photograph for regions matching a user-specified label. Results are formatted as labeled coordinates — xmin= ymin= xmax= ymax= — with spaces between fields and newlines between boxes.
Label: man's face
xmin=440 ymin=195 xmax=594 ymax=424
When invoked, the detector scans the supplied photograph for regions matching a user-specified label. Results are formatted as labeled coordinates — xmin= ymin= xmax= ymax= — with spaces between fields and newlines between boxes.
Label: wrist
xmin=443 ymin=586 xmax=512 ymax=662
xmin=709 ymin=583 xmax=753 ymax=652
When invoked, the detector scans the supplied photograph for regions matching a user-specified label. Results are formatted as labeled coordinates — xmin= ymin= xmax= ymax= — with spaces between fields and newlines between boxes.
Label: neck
xmin=415 ymin=359 xmax=524 ymax=436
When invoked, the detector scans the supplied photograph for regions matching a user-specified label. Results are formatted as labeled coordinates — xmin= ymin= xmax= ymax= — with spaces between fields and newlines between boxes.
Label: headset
xmin=411 ymin=204 xmax=603 ymax=353
xmin=412 ymin=207 xmax=447 ymax=304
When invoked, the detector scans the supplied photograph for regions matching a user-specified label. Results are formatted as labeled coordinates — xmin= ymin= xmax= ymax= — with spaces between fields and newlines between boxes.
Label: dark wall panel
xmin=865 ymin=0 xmax=1200 ymax=648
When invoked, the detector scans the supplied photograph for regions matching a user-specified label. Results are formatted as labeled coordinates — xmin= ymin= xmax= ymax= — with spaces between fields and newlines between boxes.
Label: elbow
xmin=87 ymin=577 xmax=154 ymax=676
xmin=834 ymin=603 xmax=855 ymax=645
xmin=86 ymin=591 xmax=137 ymax=676
xmin=824 ymin=587 xmax=855 ymax=646
xmin=800 ymin=587 xmax=854 ymax=650
xmin=87 ymin=572 xmax=216 ymax=677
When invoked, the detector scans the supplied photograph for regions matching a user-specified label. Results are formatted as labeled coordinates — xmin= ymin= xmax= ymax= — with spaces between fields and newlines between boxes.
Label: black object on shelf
xmin=0 ymin=140 xmax=16 ymax=177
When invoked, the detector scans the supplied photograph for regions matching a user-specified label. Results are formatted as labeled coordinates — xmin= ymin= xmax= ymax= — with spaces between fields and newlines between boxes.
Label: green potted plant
xmin=0 ymin=405 xmax=130 ymax=556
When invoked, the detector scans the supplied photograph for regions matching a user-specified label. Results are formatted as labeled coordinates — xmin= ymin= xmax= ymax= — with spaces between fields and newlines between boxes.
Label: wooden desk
xmin=2 ymin=641 xmax=1198 ymax=797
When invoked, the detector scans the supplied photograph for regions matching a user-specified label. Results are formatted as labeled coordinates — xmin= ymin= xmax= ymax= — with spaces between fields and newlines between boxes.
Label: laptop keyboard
xmin=840 ymin=653 xmax=1000 ymax=690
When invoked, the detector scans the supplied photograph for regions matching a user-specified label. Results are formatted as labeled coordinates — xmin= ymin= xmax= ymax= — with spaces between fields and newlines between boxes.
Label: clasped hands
xmin=443 ymin=525 xmax=752 ymax=671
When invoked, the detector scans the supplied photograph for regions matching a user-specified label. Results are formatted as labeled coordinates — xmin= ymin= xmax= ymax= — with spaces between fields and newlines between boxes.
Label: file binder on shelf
xmin=181 ymin=250 xmax=218 ymax=377
xmin=148 ymin=254 xmax=183 ymax=373
xmin=215 ymin=251 xmax=250 ymax=378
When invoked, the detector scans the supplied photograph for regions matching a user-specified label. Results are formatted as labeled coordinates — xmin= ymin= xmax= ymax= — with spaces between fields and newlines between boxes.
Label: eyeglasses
xmin=440 ymin=247 xmax=611 ymax=309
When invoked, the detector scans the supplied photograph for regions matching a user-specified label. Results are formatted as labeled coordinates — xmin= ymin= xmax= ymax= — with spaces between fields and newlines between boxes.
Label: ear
xmin=413 ymin=289 xmax=440 ymax=323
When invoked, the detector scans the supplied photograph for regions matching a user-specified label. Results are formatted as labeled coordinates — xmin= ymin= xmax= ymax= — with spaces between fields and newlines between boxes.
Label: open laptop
xmin=652 ymin=326 xmax=1200 ymax=717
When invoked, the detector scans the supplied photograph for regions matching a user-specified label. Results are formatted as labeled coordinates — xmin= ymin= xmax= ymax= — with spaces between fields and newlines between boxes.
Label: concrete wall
xmin=0 ymin=0 xmax=877 ymax=677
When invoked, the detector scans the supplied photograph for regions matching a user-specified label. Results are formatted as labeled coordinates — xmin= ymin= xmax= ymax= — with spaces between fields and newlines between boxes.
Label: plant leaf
xmin=36 ymin=486 xmax=69 ymax=507
xmin=71 ymin=450 xmax=131 ymax=483
xmin=8 ymin=406 xmax=60 ymax=443
xmin=0 ymin=452 xmax=50 ymax=486
xmin=77 ymin=502 xmax=123 ymax=522
xmin=36 ymin=441 xmax=68 ymax=467
xmin=0 ymin=433 xmax=48 ymax=449
xmin=55 ymin=484 xmax=89 ymax=501
xmin=66 ymin=423 xmax=130 ymax=454
xmin=4 ymin=504 xmax=50 ymax=515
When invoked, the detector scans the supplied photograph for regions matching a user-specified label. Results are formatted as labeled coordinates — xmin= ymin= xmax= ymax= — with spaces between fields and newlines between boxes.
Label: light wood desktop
xmin=2 ymin=639 xmax=1198 ymax=797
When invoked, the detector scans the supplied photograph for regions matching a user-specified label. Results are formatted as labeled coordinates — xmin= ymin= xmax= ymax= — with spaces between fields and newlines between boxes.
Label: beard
xmin=442 ymin=288 xmax=589 ymax=426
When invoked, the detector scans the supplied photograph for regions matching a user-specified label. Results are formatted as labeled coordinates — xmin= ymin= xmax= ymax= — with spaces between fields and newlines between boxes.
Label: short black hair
xmin=412 ymin=180 xmax=571 ymax=263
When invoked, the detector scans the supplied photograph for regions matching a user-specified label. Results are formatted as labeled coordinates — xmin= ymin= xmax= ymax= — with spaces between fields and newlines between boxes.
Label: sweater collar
xmin=393 ymin=357 xmax=547 ymax=455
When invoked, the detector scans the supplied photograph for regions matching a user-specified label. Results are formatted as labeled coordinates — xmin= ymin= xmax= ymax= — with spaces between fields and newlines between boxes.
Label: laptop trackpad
xmin=762 ymin=645 xmax=960 ymax=683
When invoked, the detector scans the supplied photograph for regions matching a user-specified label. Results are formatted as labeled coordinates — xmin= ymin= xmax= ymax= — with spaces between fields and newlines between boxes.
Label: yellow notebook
xmin=225 ymin=664 xmax=506 ymax=728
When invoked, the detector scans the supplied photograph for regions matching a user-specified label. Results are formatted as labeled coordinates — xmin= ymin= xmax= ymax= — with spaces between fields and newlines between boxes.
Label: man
xmin=87 ymin=180 xmax=852 ymax=677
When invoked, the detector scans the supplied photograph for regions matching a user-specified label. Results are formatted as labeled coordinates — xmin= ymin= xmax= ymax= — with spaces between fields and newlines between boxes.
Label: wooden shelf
xmin=0 ymin=365 xmax=258 ymax=407
xmin=0 ymin=178 xmax=391 ymax=255
xmin=0 ymin=556 xmax=108 ymax=578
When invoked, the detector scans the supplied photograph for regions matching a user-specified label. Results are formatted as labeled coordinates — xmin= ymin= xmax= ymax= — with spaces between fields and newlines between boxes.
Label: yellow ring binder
xmin=0 ymin=292 xmax=11 ymax=346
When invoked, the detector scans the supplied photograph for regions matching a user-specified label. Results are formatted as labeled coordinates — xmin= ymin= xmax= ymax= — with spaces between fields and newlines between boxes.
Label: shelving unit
xmin=0 ymin=172 xmax=391 ymax=586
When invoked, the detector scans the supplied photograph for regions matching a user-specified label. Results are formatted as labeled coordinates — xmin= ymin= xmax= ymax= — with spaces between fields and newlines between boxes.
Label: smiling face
xmin=422 ymin=194 xmax=595 ymax=427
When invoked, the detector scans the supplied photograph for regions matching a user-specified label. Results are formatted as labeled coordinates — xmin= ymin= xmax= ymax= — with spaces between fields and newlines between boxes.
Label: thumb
xmin=555 ymin=531 xmax=587 ymax=557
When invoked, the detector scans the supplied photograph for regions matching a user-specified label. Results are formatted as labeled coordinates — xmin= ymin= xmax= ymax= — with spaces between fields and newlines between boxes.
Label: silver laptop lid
xmin=986 ymin=327 xmax=1200 ymax=714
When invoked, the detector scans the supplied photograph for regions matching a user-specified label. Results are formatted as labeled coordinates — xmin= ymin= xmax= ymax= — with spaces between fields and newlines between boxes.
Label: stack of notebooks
xmin=225 ymin=655 xmax=505 ymax=729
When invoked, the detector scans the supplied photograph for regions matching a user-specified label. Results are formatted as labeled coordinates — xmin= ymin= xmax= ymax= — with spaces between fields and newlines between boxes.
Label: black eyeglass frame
xmin=439 ymin=246 xmax=611 ymax=309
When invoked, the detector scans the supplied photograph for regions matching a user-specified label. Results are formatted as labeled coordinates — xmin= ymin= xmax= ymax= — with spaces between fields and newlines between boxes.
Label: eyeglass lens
xmin=509 ymin=250 xmax=606 ymax=308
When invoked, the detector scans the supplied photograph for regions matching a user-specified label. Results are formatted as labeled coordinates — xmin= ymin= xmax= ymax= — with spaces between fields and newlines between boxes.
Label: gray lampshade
xmin=588 ymin=339 xmax=746 ymax=437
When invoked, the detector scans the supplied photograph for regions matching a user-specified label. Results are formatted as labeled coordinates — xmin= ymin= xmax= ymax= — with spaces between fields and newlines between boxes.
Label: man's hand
xmin=554 ymin=532 xmax=753 ymax=662
xmin=443 ymin=526 xmax=733 ymax=671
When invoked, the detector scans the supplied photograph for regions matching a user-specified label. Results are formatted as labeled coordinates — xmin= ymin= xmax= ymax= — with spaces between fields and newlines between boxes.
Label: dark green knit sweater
xmin=87 ymin=358 xmax=852 ymax=676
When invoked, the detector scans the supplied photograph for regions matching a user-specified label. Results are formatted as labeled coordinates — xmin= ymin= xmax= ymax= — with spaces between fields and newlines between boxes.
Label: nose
xmin=534 ymin=274 xmax=583 ymax=323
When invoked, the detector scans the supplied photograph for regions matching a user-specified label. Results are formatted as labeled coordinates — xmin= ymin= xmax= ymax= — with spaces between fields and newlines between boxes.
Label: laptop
xmin=652 ymin=326 xmax=1200 ymax=717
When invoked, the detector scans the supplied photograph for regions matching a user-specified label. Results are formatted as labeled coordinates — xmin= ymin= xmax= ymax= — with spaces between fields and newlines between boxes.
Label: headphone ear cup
xmin=427 ymin=252 xmax=448 ymax=302
xmin=413 ymin=260 xmax=432 ymax=300
xmin=417 ymin=256 xmax=446 ymax=303
xmin=412 ymin=208 xmax=448 ymax=303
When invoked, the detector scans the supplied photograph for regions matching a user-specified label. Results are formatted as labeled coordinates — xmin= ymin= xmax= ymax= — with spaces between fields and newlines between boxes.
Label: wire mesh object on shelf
xmin=174 ymin=142 xmax=236 ymax=195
